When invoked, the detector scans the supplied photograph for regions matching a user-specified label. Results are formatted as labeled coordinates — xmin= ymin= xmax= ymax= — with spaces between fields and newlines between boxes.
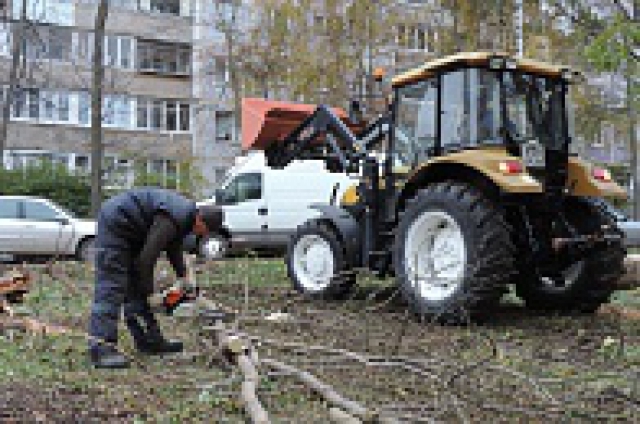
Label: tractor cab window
xmin=441 ymin=70 xmax=468 ymax=149
xmin=502 ymin=73 xmax=567 ymax=149
xmin=441 ymin=69 xmax=501 ymax=150
xmin=395 ymin=79 xmax=436 ymax=168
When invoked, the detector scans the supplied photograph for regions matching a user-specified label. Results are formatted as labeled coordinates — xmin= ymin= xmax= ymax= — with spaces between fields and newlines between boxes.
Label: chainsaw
xmin=151 ymin=279 xmax=199 ymax=315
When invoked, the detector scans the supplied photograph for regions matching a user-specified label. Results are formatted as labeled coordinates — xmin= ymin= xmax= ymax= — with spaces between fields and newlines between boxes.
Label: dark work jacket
xmin=97 ymin=187 xmax=197 ymax=252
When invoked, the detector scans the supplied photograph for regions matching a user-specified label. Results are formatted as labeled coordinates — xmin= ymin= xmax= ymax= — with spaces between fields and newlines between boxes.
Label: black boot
xmin=127 ymin=316 xmax=183 ymax=355
xmin=135 ymin=329 xmax=184 ymax=355
xmin=90 ymin=345 xmax=130 ymax=369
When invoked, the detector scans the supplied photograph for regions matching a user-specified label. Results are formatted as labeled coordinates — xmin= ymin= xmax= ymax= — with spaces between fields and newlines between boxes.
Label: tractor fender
xmin=309 ymin=204 xmax=361 ymax=267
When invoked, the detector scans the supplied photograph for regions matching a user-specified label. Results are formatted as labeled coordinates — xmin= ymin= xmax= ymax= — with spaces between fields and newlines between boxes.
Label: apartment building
xmin=0 ymin=0 xmax=239 ymax=194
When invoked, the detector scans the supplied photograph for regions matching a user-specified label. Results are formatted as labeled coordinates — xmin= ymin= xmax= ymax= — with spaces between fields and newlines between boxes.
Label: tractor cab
xmin=392 ymin=53 xmax=577 ymax=172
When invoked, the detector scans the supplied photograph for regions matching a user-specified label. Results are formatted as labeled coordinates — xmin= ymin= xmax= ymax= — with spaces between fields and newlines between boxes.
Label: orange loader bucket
xmin=241 ymin=98 xmax=351 ymax=151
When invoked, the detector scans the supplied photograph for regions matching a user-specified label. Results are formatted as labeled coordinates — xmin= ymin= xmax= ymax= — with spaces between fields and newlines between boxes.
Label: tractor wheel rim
xmin=293 ymin=235 xmax=335 ymax=292
xmin=405 ymin=211 xmax=467 ymax=302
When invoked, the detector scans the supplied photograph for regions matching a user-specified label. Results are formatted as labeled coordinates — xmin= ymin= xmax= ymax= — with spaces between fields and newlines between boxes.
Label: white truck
xmin=196 ymin=151 xmax=358 ymax=258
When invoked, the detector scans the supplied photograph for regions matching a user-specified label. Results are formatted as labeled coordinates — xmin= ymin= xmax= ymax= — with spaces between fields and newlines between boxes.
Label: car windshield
xmin=502 ymin=72 xmax=568 ymax=149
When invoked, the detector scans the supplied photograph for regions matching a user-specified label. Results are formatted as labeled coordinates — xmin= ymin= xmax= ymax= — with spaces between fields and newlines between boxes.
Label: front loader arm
xmin=264 ymin=105 xmax=364 ymax=171
xmin=263 ymin=104 xmax=391 ymax=173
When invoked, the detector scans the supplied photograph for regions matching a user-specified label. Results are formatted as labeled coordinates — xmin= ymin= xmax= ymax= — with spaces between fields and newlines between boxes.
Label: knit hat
xmin=197 ymin=205 xmax=224 ymax=232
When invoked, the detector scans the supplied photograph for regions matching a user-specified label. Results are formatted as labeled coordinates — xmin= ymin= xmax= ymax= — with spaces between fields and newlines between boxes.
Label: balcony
xmin=137 ymin=39 xmax=192 ymax=77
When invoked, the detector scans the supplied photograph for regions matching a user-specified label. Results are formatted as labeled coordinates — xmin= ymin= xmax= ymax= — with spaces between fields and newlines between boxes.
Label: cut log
xmin=216 ymin=327 xmax=271 ymax=424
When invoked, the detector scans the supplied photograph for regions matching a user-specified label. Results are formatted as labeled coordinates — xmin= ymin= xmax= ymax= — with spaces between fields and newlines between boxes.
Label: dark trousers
xmin=88 ymin=224 xmax=160 ymax=351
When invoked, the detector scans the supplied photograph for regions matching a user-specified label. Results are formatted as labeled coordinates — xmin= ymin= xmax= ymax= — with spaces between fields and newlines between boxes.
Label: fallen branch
xmin=262 ymin=358 xmax=400 ymax=424
xmin=329 ymin=407 xmax=363 ymax=424
xmin=216 ymin=328 xmax=271 ymax=424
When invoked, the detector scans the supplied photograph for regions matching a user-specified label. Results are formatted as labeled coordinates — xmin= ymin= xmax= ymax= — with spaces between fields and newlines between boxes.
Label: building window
xmin=74 ymin=31 xmax=94 ymax=66
xmin=136 ymin=98 xmax=190 ymax=132
xmin=73 ymin=32 xmax=134 ymax=69
xmin=166 ymin=101 xmax=177 ymax=131
xmin=137 ymin=40 xmax=191 ymax=75
xmin=179 ymin=103 xmax=190 ymax=131
xmin=215 ymin=168 xmax=227 ymax=184
xmin=13 ymin=88 xmax=40 ymax=119
xmin=74 ymin=154 xmax=89 ymax=174
xmin=215 ymin=111 xmax=233 ymax=141
xmin=103 ymin=95 xmax=133 ymax=128
xmin=77 ymin=91 xmax=90 ymax=125
xmin=151 ymin=100 xmax=164 ymax=129
xmin=0 ymin=22 xmax=10 ymax=56
xmin=40 ymin=91 xmax=71 ymax=123
xmin=137 ymin=99 xmax=148 ymax=128
xmin=150 ymin=0 xmax=180 ymax=15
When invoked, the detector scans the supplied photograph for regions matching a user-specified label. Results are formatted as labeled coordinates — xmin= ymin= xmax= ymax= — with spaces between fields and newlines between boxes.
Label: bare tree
xmin=0 ymin=0 xmax=28 ymax=168
xmin=90 ymin=0 xmax=110 ymax=217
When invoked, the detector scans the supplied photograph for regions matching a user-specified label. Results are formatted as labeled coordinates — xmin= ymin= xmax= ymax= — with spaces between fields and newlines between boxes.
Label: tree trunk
xmin=90 ymin=0 xmax=109 ymax=217
xmin=0 ymin=0 xmax=28 ymax=168
xmin=226 ymin=1 xmax=242 ymax=142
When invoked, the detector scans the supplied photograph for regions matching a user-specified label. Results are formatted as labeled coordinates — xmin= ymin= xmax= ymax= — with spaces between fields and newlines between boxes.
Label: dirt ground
xmin=1 ymin=259 xmax=639 ymax=423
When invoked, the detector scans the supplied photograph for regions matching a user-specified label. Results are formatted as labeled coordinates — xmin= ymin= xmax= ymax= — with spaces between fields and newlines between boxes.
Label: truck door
xmin=266 ymin=172 xmax=331 ymax=246
xmin=218 ymin=172 xmax=266 ymax=247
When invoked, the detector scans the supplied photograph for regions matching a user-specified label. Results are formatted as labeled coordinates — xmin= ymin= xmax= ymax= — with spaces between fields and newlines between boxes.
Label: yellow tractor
xmin=244 ymin=52 xmax=627 ymax=323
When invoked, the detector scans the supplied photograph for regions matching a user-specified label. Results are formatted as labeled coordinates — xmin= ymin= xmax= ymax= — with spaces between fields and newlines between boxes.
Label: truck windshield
xmin=502 ymin=73 xmax=569 ymax=150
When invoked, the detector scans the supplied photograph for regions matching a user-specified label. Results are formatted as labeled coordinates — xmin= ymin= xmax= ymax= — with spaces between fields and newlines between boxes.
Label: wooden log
xmin=216 ymin=328 xmax=271 ymax=424
xmin=329 ymin=407 xmax=363 ymax=424
xmin=262 ymin=358 xmax=400 ymax=424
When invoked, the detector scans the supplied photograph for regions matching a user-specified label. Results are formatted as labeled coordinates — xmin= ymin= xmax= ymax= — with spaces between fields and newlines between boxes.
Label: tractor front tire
xmin=287 ymin=220 xmax=355 ymax=299
xmin=515 ymin=198 xmax=625 ymax=313
xmin=394 ymin=182 xmax=515 ymax=324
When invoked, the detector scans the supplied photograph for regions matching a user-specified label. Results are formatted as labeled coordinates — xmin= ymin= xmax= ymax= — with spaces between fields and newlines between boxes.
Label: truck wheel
xmin=515 ymin=198 xmax=625 ymax=313
xmin=394 ymin=182 xmax=515 ymax=324
xmin=199 ymin=234 xmax=229 ymax=260
xmin=287 ymin=221 xmax=354 ymax=299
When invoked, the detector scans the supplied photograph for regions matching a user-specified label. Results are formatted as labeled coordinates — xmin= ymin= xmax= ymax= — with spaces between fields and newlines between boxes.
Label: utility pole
xmin=0 ymin=0 xmax=28 ymax=169
xmin=90 ymin=0 xmax=109 ymax=217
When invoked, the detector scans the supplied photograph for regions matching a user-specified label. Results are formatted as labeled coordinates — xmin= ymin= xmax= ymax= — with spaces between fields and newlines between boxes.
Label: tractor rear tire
xmin=394 ymin=182 xmax=515 ymax=324
xmin=515 ymin=197 xmax=625 ymax=313
xmin=287 ymin=220 xmax=355 ymax=299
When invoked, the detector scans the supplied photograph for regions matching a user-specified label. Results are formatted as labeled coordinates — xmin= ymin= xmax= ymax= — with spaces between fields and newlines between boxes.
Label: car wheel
xmin=199 ymin=234 xmax=229 ymax=260
xmin=76 ymin=237 xmax=96 ymax=263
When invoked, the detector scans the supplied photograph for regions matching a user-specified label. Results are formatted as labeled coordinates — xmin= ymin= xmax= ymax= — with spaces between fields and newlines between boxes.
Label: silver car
xmin=0 ymin=196 xmax=96 ymax=261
